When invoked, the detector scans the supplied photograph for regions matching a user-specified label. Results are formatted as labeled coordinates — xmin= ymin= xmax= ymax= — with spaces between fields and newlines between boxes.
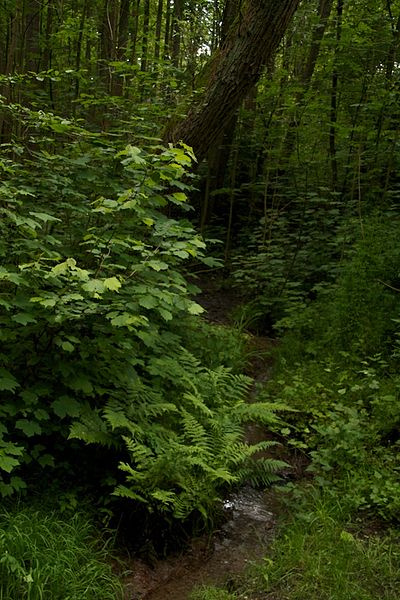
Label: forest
xmin=0 ymin=0 xmax=399 ymax=598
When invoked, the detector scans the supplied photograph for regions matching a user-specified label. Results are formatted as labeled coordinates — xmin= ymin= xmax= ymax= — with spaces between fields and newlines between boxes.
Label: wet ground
xmin=122 ymin=486 xmax=278 ymax=600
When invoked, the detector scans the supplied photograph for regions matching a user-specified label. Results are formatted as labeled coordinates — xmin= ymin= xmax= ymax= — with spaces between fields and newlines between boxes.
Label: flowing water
xmin=123 ymin=486 xmax=278 ymax=600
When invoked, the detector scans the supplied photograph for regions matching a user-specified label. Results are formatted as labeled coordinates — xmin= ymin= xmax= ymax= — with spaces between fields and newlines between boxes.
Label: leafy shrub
xmin=0 ymin=137 xmax=285 ymax=520
xmin=231 ymin=192 xmax=345 ymax=331
xmin=261 ymin=214 xmax=400 ymax=520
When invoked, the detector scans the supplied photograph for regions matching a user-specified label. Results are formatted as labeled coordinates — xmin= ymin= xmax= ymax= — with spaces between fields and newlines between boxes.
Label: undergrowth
xmin=190 ymin=490 xmax=400 ymax=600
xmin=0 ymin=505 xmax=123 ymax=599
xmin=192 ymin=212 xmax=400 ymax=599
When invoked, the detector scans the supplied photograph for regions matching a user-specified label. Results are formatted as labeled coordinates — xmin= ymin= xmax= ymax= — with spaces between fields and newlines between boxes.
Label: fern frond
xmin=238 ymin=457 xmax=289 ymax=487
xmin=182 ymin=391 xmax=212 ymax=416
xmin=69 ymin=409 xmax=115 ymax=447
xmin=180 ymin=410 xmax=209 ymax=448
xmin=112 ymin=484 xmax=147 ymax=503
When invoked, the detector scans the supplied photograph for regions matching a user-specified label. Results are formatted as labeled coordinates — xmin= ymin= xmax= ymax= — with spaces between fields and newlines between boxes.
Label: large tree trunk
xmin=165 ymin=0 xmax=300 ymax=161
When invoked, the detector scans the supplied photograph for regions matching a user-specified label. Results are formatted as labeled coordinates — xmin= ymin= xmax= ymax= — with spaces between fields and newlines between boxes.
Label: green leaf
xmin=52 ymin=396 xmax=81 ymax=418
xmin=0 ymin=368 xmax=19 ymax=392
xmin=61 ymin=341 xmax=74 ymax=352
xmin=37 ymin=454 xmax=55 ymax=467
xmin=138 ymin=296 xmax=158 ymax=309
xmin=68 ymin=375 xmax=93 ymax=395
xmin=11 ymin=312 xmax=37 ymax=325
xmin=29 ymin=211 xmax=61 ymax=223
xmin=147 ymin=260 xmax=169 ymax=271
xmin=158 ymin=308 xmax=173 ymax=321
xmin=110 ymin=313 xmax=142 ymax=327
xmin=0 ymin=454 xmax=20 ymax=473
xmin=82 ymin=279 xmax=106 ymax=295
xmin=15 ymin=419 xmax=42 ymax=437
xmin=187 ymin=302 xmax=204 ymax=315
xmin=170 ymin=192 xmax=187 ymax=203
xmin=118 ymin=145 xmax=146 ymax=165
xmin=52 ymin=259 xmax=76 ymax=276
xmin=104 ymin=277 xmax=121 ymax=291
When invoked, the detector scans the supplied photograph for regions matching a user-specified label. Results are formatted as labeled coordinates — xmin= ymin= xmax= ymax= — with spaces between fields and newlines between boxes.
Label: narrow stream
xmin=122 ymin=278 xmax=297 ymax=599
xmin=123 ymin=486 xmax=278 ymax=600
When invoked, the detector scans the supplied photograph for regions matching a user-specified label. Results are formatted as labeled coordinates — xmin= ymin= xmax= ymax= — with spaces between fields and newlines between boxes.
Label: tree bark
xmin=164 ymin=0 xmax=300 ymax=161
xmin=329 ymin=0 xmax=344 ymax=191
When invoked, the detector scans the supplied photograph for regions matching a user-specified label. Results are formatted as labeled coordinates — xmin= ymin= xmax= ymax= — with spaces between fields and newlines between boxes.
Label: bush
xmin=0 ymin=138 xmax=285 ymax=521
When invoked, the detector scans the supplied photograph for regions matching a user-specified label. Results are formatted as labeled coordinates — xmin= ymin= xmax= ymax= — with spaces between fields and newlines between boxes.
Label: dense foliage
xmin=0 ymin=121 xmax=286 ymax=521
xmin=0 ymin=505 xmax=123 ymax=599
xmin=1 ymin=0 xmax=400 ymax=595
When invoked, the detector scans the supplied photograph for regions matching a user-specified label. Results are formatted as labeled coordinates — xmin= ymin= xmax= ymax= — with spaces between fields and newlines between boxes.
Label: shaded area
xmin=123 ymin=487 xmax=277 ymax=600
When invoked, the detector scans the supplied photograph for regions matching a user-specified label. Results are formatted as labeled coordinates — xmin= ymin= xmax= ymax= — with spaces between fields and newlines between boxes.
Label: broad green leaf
xmin=138 ymin=296 xmax=158 ymax=309
xmin=29 ymin=211 xmax=61 ymax=223
xmin=37 ymin=454 xmax=55 ymax=467
xmin=15 ymin=419 xmax=42 ymax=437
xmin=187 ymin=302 xmax=204 ymax=315
xmin=118 ymin=145 xmax=146 ymax=165
xmin=171 ymin=192 xmax=187 ymax=202
xmin=11 ymin=312 xmax=37 ymax=325
xmin=147 ymin=260 xmax=168 ymax=271
xmin=52 ymin=258 xmax=76 ymax=275
xmin=0 ymin=368 xmax=19 ymax=392
xmin=111 ymin=313 xmax=142 ymax=327
xmin=82 ymin=279 xmax=106 ymax=295
xmin=0 ymin=454 xmax=20 ymax=473
xmin=104 ymin=277 xmax=121 ymax=291
xmin=68 ymin=375 xmax=93 ymax=395
xmin=61 ymin=341 xmax=74 ymax=352
xmin=158 ymin=308 xmax=173 ymax=321
xmin=52 ymin=396 xmax=81 ymax=418
xmin=0 ymin=267 xmax=24 ymax=285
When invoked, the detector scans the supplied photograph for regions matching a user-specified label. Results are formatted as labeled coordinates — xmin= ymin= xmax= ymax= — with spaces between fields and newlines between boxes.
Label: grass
xmin=190 ymin=586 xmax=237 ymax=600
xmin=0 ymin=505 xmax=123 ymax=600
xmin=190 ymin=489 xmax=400 ymax=600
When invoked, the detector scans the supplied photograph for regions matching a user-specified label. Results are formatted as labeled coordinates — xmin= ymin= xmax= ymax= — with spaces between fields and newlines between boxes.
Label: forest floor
xmin=115 ymin=272 xmax=400 ymax=600
xmin=121 ymin=273 xmax=308 ymax=600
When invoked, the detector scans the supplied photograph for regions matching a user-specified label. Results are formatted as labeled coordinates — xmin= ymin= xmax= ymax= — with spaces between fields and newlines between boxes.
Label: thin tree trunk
xmin=131 ymin=0 xmax=140 ymax=64
xmin=74 ymin=0 xmax=89 ymax=102
xmin=280 ymin=0 xmax=334 ymax=165
xmin=114 ymin=0 xmax=130 ymax=95
xmin=154 ymin=0 xmax=163 ymax=62
xmin=329 ymin=0 xmax=343 ymax=191
xmin=141 ymin=0 xmax=150 ymax=72
xmin=171 ymin=0 xmax=183 ymax=67
xmin=164 ymin=0 xmax=171 ymax=59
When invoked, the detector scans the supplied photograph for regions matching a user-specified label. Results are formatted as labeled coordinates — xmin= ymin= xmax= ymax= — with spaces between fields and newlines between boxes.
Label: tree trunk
xmin=171 ymin=0 xmax=183 ymax=67
xmin=131 ymin=0 xmax=140 ymax=64
xmin=164 ymin=0 xmax=171 ymax=59
xmin=114 ymin=0 xmax=130 ymax=95
xmin=278 ymin=0 xmax=334 ymax=168
xmin=141 ymin=0 xmax=151 ymax=72
xmin=329 ymin=0 xmax=344 ymax=191
xmin=154 ymin=0 xmax=164 ymax=62
xmin=165 ymin=0 xmax=300 ymax=161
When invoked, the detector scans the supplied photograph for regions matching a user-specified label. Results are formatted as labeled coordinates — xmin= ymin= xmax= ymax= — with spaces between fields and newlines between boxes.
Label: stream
xmin=123 ymin=486 xmax=278 ymax=600
xmin=121 ymin=276 xmax=301 ymax=599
